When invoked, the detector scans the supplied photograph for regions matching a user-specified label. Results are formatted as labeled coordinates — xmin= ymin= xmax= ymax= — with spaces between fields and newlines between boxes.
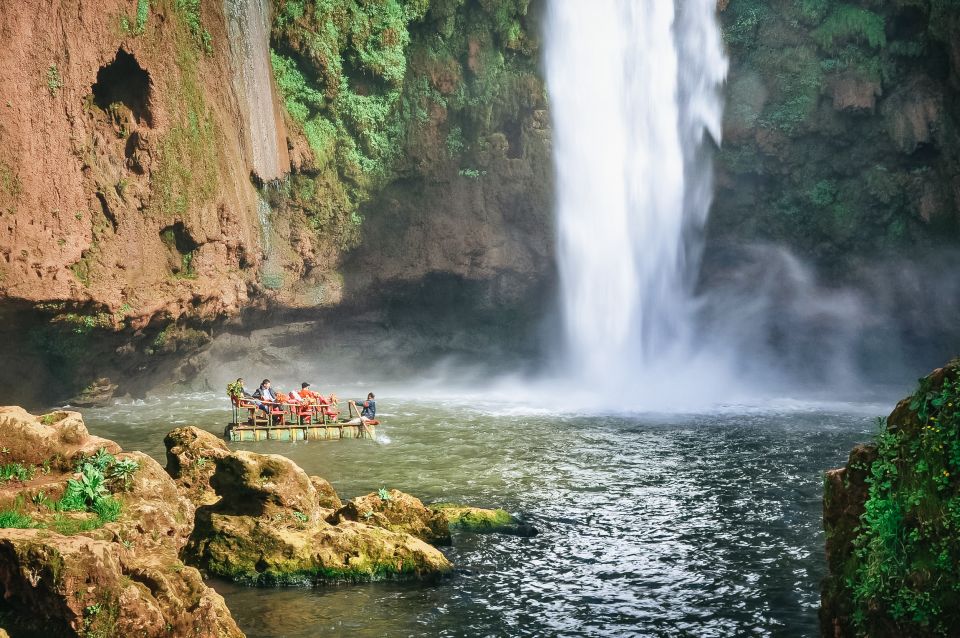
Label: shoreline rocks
xmin=1 ymin=414 xmax=534 ymax=634
xmin=167 ymin=428 xmax=452 ymax=586
xmin=0 ymin=409 xmax=242 ymax=637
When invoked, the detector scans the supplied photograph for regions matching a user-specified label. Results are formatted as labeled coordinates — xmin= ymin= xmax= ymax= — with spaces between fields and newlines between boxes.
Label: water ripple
xmin=76 ymin=397 xmax=876 ymax=637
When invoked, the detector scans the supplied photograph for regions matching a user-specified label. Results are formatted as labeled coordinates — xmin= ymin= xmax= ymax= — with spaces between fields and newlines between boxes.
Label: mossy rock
xmin=330 ymin=489 xmax=451 ymax=546
xmin=429 ymin=503 xmax=537 ymax=537
xmin=187 ymin=510 xmax=451 ymax=586
xmin=821 ymin=359 xmax=960 ymax=636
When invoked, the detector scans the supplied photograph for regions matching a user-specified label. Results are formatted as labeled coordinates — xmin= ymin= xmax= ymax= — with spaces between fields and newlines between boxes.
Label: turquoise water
xmin=76 ymin=392 xmax=884 ymax=637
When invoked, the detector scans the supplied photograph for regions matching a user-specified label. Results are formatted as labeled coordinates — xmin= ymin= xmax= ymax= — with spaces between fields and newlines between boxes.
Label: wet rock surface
xmin=167 ymin=427 xmax=452 ymax=585
xmin=0 ymin=409 xmax=242 ymax=637
xmin=429 ymin=503 xmax=539 ymax=537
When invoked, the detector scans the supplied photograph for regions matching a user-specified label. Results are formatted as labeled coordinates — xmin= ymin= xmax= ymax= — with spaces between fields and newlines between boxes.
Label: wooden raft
xmin=224 ymin=422 xmax=376 ymax=442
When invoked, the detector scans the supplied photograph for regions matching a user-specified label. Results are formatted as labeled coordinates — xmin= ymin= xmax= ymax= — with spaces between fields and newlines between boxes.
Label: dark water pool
xmin=78 ymin=394 xmax=882 ymax=637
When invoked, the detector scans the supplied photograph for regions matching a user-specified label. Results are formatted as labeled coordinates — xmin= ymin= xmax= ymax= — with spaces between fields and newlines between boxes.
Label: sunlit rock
xmin=167 ymin=432 xmax=452 ymax=585
xmin=330 ymin=489 xmax=451 ymax=546
xmin=0 ymin=410 xmax=241 ymax=637
xmin=429 ymin=503 xmax=538 ymax=537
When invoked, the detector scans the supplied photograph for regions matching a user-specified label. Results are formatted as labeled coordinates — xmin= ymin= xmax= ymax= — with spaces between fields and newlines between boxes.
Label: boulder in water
xmin=330 ymin=489 xmax=451 ymax=546
xmin=429 ymin=503 xmax=538 ymax=537
xmin=168 ymin=432 xmax=452 ymax=585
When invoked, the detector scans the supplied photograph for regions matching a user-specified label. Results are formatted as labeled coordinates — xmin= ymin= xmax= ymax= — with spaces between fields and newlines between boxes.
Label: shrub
xmin=0 ymin=510 xmax=37 ymax=529
xmin=813 ymin=5 xmax=886 ymax=52
xmin=850 ymin=371 xmax=960 ymax=634
xmin=109 ymin=458 xmax=139 ymax=490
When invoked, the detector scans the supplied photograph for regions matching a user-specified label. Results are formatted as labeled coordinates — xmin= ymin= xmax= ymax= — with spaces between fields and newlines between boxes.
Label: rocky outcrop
xmin=330 ymin=489 xmax=452 ymax=546
xmin=167 ymin=428 xmax=452 ymax=585
xmin=0 ymin=406 xmax=119 ymax=468
xmin=0 ymin=409 xmax=242 ymax=637
xmin=429 ymin=503 xmax=538 ymax=537
xmin=164 ymin=426 xmax=232 ymax=506
xmin=821 ymin=361 xmax=960 ymax=636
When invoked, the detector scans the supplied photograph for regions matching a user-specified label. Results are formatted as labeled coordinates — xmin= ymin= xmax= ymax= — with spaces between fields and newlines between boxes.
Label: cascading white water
xmin=545 ymin=0 xmax=727 ymax=396
xmin=225 ymin=0 xmax=284 ymax=182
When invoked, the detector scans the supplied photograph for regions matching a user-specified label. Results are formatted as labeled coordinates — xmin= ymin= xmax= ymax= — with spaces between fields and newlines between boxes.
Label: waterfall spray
xmin=545 ymin=0 xmax=727 ymax=399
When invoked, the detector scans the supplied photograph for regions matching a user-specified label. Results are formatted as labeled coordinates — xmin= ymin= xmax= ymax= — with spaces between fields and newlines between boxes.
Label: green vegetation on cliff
xmin=716 ymin=0 xmax=960 ymax=263
xmin=822 ymin=362 xmax=960 ymax=636
xmin=850 ymin=368 xmax=960 ymax=634
xmin=151 ymin=1 xmax=219 ymax=219
xmin=267 ymin=0 xmax=543 ymax=252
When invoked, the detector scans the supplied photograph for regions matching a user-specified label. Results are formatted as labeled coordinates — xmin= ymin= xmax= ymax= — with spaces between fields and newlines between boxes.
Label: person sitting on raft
xmin=298 ymin=382 xmax=319 ymax=404
xmin=229 ymin=377 xmax=270 ymax=417
xmin=253 ymin=379 xmax=279 ymax=409
xmin=347 ymin=392 xmax=376 ymax=423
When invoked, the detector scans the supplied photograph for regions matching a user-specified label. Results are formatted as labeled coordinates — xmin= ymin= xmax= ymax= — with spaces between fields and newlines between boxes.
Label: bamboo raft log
xmin=224 ymin=421 xmax=376 ymax=442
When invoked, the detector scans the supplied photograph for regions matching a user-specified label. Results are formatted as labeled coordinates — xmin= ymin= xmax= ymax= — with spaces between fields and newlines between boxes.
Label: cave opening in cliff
xmin=160 ymin=222 xmax=199 ymax=276
xmin=92 ymin=48 xmax=153 ymax=126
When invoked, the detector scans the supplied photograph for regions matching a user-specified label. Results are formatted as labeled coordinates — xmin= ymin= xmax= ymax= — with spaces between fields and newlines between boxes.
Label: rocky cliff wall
xmin=821 ymin=360 xmax=960 ymax=636
xmin=714 ymin=0 xmax=960 ymax=268
xmin=0 ymin=0 xmax=266 ymax=324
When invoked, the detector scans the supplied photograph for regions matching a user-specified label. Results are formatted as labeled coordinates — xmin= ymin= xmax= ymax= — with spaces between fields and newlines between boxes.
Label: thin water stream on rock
xmin=77 ymin=393 xmax=888 ymax=637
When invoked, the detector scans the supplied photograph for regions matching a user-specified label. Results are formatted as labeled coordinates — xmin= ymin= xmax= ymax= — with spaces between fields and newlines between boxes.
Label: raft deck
xmin=225 ymin=421 xmax=376 ymax=442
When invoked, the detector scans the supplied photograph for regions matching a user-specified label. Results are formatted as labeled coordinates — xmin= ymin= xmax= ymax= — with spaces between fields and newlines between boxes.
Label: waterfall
xmin=545 ymin=0 xmax=727 ymax=396
xmin=224 ymin=0 xmax=284 ymax=182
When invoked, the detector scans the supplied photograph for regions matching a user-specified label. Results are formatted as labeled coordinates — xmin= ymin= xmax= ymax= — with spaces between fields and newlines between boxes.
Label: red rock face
xmin=0 ymin=0 xmax=263 ymax=326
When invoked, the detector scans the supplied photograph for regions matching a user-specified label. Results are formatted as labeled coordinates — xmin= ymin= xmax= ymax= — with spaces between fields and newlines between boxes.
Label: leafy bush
xmin=109 ymin=458 xmax=139 ymax=491
xmin=88 ymin=448 xmax=116 ymax=472
xmin=65 ymin=463 xmax=108 ymax=507
xmin=850 ymin=371 xmax=960 ymax=634
xmin=813 ymin=5 xmax=886 ymax=52
xmin=0 ymin=463 xmax=34 ymax=482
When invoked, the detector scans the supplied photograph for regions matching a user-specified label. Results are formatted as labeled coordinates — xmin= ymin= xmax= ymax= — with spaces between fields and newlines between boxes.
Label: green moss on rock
xmin=429 ymin=503 xmax=537 ymax=536
xmin=821 ymin=360 xmax=960 ymax=636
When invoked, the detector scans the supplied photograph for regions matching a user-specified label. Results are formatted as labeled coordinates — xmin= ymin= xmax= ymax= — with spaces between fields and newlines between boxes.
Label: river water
xmin=75 ymin=392 xmax=890 ymax=637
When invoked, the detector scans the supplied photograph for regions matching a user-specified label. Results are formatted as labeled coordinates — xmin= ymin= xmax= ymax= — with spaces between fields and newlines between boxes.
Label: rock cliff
xmin=821 ymin=361 xmax=960 ymax=636
xmin=0 ymin=0 xmax=550 ymax=405
xmin=715 ymin=0 xmax=960 ymax=265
